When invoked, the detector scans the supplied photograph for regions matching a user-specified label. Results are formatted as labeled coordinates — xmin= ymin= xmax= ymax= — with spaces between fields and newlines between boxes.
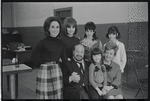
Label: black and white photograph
xmin=1 ymin=2 xmax=148 ymax=100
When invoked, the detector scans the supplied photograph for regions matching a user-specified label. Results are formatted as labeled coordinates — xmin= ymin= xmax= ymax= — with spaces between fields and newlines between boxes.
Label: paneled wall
xmin=128 ymin=22 xmax=148 ymax=52
xmin=10 ymin=22 xmax=147 ymax=52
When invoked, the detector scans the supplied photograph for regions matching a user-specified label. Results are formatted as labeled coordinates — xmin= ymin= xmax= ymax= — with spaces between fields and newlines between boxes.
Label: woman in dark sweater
xmin=30 ymin=16 xmax=72 ymax=99
xmin=59 ymin=17 xmax=80 ymax=60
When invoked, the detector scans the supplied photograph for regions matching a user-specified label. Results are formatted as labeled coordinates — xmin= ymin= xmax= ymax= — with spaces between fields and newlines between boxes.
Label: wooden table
xmin=3 ymin=64 xmax=32 ymax=99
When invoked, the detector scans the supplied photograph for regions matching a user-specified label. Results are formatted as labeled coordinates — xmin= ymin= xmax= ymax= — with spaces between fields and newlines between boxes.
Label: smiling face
xmin=93 ymin=54 xmax=102 ymax=63
xmin=48 ymin=21 xmax=60 ymax=37
xmin=85 ymin=29 xmax=94 ymax=38
xmin=67 ymin=25 xmax=75 ymax=37
xmin=108 ymin=33 xmax=117 ymax=41
xmin=104 ymin=49 xmax=115 ymax=62
xmin=73 ymin=45 xmax=85 ymax=61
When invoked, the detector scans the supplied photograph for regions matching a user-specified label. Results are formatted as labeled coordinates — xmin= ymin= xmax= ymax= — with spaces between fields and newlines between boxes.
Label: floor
xmin=2 ymin=68 xmax=148 ymax=99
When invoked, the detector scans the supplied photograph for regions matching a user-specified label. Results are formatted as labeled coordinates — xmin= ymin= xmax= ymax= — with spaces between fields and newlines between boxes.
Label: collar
xmin=109 ymin=40 xmax=119 ymax=46
xmin=47 ymin=35 xmax=57 ymax=40
xmin=115 ymin=40 xmax=119 ymax=46
xmin=66 ymin=34 xmax=74 ymax=38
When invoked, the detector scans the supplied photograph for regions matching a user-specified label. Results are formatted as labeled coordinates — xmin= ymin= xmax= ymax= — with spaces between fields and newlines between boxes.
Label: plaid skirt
xmin=36 ymin=63 xmax=63 ymax=99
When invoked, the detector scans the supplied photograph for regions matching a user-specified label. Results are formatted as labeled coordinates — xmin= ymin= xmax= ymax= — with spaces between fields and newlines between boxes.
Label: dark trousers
xmin=89 ymin=85 xmax=104 ymax=99
xmin=63 ymin=86 xmax=89 ymax=99
xmin=79 ymin=86 xmax=89 ymax=99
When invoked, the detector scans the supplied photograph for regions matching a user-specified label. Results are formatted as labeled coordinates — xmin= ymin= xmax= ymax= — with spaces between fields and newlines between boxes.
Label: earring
xmin=116 ymin=33 xmax=118 ymax=37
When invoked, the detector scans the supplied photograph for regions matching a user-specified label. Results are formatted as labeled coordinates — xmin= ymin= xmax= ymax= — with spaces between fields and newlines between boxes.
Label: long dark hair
xmin=106 ymin=26 xmax=121 ymax=39
xmin=91 ymin=48 xmax=106 ymax=73
xmin=84 ymin=21 xmax=98 ymax=41
xmin=91 ymin=48 xmax=102 ymax=65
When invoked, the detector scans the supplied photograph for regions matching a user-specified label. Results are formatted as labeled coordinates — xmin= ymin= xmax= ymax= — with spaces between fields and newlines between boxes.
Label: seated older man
xmin=62 ymin=44 xmax=91 ymax=99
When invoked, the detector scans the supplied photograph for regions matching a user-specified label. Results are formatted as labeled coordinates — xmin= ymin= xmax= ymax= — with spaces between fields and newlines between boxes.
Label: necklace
xmin=81 ymin=38 xmax=97 ymax=48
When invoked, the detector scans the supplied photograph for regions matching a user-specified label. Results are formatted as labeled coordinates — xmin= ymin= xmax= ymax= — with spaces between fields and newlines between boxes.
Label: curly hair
xmin=43 ymin=16 xmax=62 ymax=37
xmin=104 ymin=41 xmax=119 ymax=56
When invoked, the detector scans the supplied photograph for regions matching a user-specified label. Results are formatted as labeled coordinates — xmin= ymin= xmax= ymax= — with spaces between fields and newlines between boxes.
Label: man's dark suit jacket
xmin=62 ymin=57 xmax=91 ymax=99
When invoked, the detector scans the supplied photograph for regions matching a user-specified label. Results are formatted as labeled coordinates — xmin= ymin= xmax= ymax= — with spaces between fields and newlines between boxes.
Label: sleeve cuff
xmin=69 ymin=76 xmax=72 ymax=83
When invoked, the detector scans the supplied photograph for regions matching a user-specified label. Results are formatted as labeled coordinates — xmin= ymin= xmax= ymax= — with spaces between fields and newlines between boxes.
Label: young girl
xmin=89 ymin=48 xmax=107 ymax=99
xmin=30 ymin=16 xmax=72 ymax=99
xmin=80 ymin=21 xmax=103 ymax=62
xmin=60 ymin=17 xmax=80 ymax=60
xmin=105 ymin=26 xmax=127 ymax=73
xmin=103 ymin=41 xmax=123 ymax=99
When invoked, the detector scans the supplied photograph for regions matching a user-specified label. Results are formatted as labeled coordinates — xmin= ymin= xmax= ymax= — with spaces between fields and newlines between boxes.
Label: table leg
xmin=7 ymin=75 xmax=10 ymax=92
xmin=15 ymin=74 xmax=18 ymax=98
xmin=10 ymin=74 xmax=16 ymax=99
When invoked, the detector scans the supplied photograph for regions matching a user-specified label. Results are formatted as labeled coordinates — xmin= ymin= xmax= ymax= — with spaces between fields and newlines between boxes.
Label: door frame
xmin=54 ymin=7 xmax=73 ymax=17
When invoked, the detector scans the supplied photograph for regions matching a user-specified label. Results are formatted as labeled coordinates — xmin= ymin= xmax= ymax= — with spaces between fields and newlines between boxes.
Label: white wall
xmin=2 ymin=2 xmax=148 ymax=27
xmin=2 ymin=3 xmax=12 ymax=27
xmin=53 ymin=2 xmax=148 ymax=24
xmin=12 ymin=2 xmax=54 ymax=27
xmin=128 ymin=2 xmax=148 ymax=22
xmin=54 ymin=2 xmax=129 ymax=24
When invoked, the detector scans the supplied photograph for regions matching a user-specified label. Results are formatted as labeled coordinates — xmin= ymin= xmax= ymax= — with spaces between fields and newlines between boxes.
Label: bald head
xmin=74 ymin=44 xmax=85 ymax=51
xmin=73 ymin=44 xmax=85 ymax=61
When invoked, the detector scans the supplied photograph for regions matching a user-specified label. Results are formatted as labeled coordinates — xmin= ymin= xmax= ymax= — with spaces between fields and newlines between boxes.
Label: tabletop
xmin=3 ymin=64 xmax=32 ymax=74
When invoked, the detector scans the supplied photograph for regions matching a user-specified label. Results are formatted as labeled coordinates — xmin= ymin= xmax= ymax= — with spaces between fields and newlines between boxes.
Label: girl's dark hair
xmin=91 ymin=48 xmax=102 ymax=65
xmin=104 ymin=41 xmax=118 ymax=56
xmin=84 ymin=21 xmax=97 ymax=40
xmin=43 ymin=16 xmax=62 ymax=38
xmin=106 ymin=26 xmax=121 ymax=39
xmin=63 ymin=17 xmax=78 ymax=36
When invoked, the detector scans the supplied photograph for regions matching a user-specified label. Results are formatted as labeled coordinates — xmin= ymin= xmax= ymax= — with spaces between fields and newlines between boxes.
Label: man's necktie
xmin=79 ymin=63 xmax=84 ymax=74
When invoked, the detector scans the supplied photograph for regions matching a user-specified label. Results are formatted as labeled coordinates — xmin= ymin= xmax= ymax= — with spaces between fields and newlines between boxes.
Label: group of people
xmin=30 ymin=16 xmax=127 ymax=99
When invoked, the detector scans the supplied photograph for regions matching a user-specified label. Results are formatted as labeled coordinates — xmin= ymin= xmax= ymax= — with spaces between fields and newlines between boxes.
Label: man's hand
xmin=102 ymin=87 xmax=107 ymax=95
xmin=67 ymin=58 xmax=71 ymax=61
xmin=69 ymin=72 xmax=80 ymax=83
